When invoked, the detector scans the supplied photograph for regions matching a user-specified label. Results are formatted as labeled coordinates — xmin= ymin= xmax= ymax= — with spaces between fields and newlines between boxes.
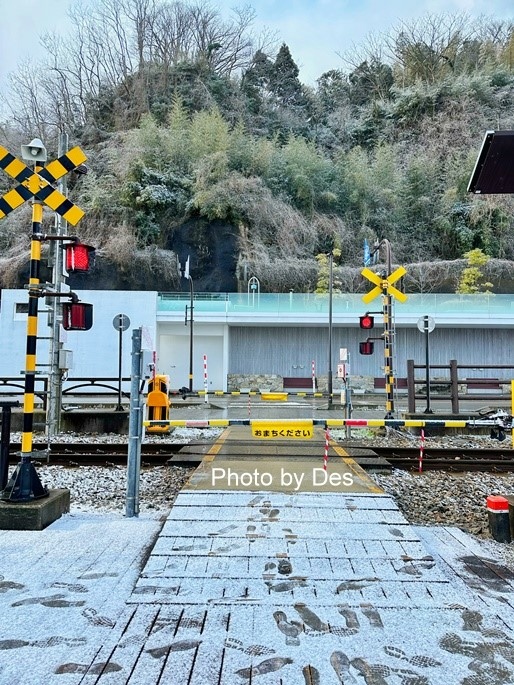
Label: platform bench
xmin=283 ymin=377 xmax=317 ymax=393
xmin=373 ymin=377 xmax=408 ymax=391
xmin=465 ymin=378 xmax=502 ymax=394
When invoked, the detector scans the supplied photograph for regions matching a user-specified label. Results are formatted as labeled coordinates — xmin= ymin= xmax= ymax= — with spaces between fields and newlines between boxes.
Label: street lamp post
xmin=186 ymin=275 xmax=194 ymax=393
xmin=178 ymin=256 xmax=194 ymax=395
xmin=328 ymin=252 xmax=334 ymax=410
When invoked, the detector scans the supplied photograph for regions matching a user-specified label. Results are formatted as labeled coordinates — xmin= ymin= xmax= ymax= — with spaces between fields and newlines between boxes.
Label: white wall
xmin=158 ymin=322 xmax=228 ymax=391
xmin=0 ymin=289 xmax=157 ymax=378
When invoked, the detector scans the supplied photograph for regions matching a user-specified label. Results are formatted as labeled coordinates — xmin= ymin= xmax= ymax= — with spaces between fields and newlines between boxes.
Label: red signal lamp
xmin=359 ymin=341 xmax=374 ymax=355
xmin=64 ymin=242 xmax=95 ymax=273
xmin=62 ymin=302 xmax=93 ymax=331
xmin=359 ymin=314 xmax=374 ymax=329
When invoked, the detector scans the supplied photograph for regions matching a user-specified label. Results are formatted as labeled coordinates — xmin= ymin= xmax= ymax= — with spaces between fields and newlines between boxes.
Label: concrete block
xmin=0 ymin=489 xmax=70 ymax=530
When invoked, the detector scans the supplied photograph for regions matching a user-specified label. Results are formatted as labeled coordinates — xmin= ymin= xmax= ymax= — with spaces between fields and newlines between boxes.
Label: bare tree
xmin=386 ymin=13 xmax=478 ymax=84
xmin=5 ymin=0 xmax=266 ymax=134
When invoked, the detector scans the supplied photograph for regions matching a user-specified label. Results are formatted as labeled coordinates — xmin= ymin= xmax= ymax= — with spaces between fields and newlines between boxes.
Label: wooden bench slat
xmin=373 ymin=377 xmax=408 ymax=389
xmin=283 ymin=377 xmax=317 ymax=392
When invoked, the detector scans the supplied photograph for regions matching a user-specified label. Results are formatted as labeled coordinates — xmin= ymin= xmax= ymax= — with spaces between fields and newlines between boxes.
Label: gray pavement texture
xmin=2 ymin=418 xmax=514 ymax=684
xmin=2 ymin=494 xmax=514 ymax=683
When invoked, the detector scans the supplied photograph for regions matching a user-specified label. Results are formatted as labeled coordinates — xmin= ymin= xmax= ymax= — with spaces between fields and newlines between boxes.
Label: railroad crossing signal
xmin=0 ymin=145 xmax=87 ymax=225
xmin=361 ymin=266 xmax=408 ymax=304
xmin=359 ymin=313 xmax=374 ymax=329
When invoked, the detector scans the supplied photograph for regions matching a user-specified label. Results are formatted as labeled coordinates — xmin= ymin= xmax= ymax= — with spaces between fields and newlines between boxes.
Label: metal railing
xmin=0 ymin=376 xmax=132 ymax=408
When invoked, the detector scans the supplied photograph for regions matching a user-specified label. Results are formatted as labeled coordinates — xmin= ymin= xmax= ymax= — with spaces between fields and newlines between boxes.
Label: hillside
xmin=1 ymin=7 xmax=514 ymax=293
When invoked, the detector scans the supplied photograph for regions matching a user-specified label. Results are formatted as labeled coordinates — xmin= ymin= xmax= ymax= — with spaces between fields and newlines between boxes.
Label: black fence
xmin=0 ymin=377 xmax=132 ymax=409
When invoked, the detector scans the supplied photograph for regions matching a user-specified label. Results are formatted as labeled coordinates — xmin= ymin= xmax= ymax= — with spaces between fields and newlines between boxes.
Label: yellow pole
xmin=0 ymin=174 xmax=48 ymax=501
xmin=383 ymin=289 xmax=394 ymax=418
xmin=21 ymin=199 xmax=43 ymax=454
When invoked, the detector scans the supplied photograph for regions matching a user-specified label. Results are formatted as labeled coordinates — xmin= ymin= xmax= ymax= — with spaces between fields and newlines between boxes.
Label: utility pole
xmin=381 ymin=240 xmax=395 ymax=419
xmin=46 ymin=131 xmax=68 ymax=438
xmin=126 ymin=327 xmax=142 ymax=518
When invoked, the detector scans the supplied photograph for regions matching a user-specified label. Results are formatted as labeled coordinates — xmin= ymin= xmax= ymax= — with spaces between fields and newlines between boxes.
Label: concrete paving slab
xmin=5 ymin=424 xmax=514 ymax=684
xmin=82 ymin=601 xmax=514 ymax=684
xmin=99 ymin=476 xmax=514 ymax=683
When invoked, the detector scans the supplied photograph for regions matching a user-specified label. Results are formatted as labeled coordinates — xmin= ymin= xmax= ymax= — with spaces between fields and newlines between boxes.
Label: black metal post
xmin=115 ymin=325 xmax=124 ymax=411
xmin=0 ymin=401 xmax=19 ymax=491
xmin=407 ymin=359 xmax=416 ymax=413
xmin=327 ymin=252 xmax=333 ymax=410
xmin=424 ymin=315 xmax=433 ymax=413
xmin=126 ymin=327 xmax=142 ymax=518
xmin=188 ymin=276 xmax=194 ymax=393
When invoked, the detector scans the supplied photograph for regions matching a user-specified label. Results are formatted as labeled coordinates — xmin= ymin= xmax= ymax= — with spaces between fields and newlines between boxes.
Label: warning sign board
xmin=0 ymin=145 xmax=87 ymax=225
xmin=251 ymin=420 xmax=314 ymax=439
xmin=361 ymin=266 xmax=408 ymax=304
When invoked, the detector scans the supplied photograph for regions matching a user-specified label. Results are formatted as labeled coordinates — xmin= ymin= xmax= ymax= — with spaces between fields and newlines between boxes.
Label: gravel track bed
xmin=8 ymin=429 xmax=218 ymax=514
xmin=9 ymin=428 xmax=514 ymax=567
xmin=336 ymin=429 xmax=514 ymax=536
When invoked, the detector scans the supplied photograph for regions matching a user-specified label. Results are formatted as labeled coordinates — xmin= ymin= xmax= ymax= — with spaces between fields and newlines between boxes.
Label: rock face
xmin=14 ymin=218 xmax=240 ymax=293
xmin=168 ymin=219 xmax=239 ymax=293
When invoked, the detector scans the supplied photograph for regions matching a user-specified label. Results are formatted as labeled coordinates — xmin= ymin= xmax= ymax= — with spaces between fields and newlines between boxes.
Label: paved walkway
xmin=2 ymin=427 xmax=514 ymax=683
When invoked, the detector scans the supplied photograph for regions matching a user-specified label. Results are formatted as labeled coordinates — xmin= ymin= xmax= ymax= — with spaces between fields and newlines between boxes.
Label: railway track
xmin=371 ymin=445 xmax=514 ymax=472
xmin=7 ymin=440 xmax=514 ymax=471
xmin=8 ymin=442 xmax=185 ymax=466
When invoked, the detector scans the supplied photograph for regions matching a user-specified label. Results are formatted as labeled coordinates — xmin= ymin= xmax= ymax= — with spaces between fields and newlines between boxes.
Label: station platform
xmin=2 ymin=426 xmax=514 ymax=683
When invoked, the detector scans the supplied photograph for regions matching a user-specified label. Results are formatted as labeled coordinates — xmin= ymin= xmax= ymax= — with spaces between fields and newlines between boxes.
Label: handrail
xmin=0 ymin=377 xmax=48 ymax=410
xmin=0 ymin=376 xmax=131 ymax=406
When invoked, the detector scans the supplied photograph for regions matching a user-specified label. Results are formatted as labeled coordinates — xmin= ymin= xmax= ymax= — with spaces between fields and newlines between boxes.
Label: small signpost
xmin=417 ymin=316 xmax=436 ymax=413
xmin=113 ymin=314 xmax=131 ymax=412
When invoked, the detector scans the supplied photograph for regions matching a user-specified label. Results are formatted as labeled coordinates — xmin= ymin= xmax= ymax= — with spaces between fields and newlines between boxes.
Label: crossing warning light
xmin=62 ymin=302 xmax=93 ymax=331
xmin=359 ymin=314 xmax=374 ymax=329
xmin=359 ymin=341 xmax=374 ymax=355
xmin=63 ymin=242 xmax=95 ymax=273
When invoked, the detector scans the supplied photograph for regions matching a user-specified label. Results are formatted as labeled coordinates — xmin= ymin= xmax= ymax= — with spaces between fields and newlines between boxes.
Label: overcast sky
xmin=0 ymin=0 xmax=513 ymax=93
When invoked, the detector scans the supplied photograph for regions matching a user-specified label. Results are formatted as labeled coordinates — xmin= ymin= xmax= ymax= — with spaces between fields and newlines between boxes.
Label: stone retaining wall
xmin=227 ymin=374 xmax=376 ymax=393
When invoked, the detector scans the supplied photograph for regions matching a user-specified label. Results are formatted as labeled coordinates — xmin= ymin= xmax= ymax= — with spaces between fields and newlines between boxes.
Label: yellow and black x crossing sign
xmin=0 ymin=145 xmax=87 ymax=226
xmin=361 ymin=266 xmax=408 ymax=304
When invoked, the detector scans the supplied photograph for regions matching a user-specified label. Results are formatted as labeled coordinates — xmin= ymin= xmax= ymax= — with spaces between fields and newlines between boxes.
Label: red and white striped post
xmin=203 ymin=354 xmax=209 ymax=403
xmin=419 ymin=428 xmax=425 ymax=473
xmin=312 ymin=360 xmax=316 ymax=393
xmin=323 ymin=427 xmax=330 ymax=471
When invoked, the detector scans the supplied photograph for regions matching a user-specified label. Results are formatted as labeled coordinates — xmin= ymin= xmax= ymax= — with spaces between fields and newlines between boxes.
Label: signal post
xmin=0 ymin=138 xmax=92 ymax=507
xmin=359 ymin=240 xmax=407 ymax=418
